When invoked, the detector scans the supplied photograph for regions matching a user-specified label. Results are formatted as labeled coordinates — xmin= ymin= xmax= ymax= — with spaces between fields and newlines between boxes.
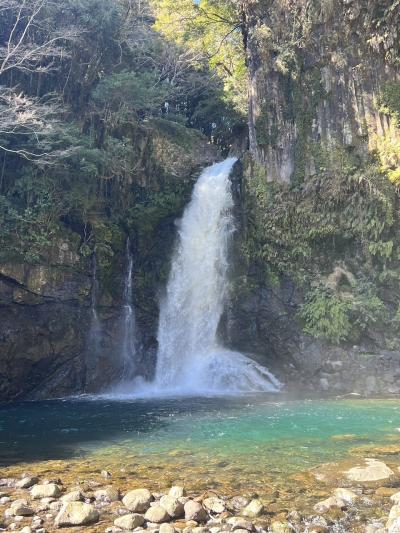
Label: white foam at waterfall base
xmin=137 ymin=157 xmax=281 ymax=397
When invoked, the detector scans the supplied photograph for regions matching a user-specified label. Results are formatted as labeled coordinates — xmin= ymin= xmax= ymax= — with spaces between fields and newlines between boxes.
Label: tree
xmin=152 ymin=0 xmax=247 ymax=114
xmin=0 ymin=0 xmax=78 ymax=161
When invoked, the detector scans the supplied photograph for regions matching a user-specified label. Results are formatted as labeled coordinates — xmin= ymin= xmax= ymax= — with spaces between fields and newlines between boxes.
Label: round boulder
xmin=144 ymin=504 xmax=170 ymax=523
xmin=55 ymin=502 xmax=99 ymax=526
xmin=114 ymin=513 xmax=145 ymax=530
xmin=184 ymin=500 xmax=208 ymax=522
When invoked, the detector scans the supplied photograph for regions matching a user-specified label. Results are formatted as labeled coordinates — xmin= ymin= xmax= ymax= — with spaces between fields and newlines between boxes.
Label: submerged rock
xmin=346 ymin=459 xmax=394 ymax=482
xmin=333 ymin=488 xmax=359 ymax=503
xmin=122 ymin=488 xmax=152 ymax=512
xmin=313 ymin=496 xmax=346 ymax=513
xmin=55 ymin=501 xmax=99 ymax=526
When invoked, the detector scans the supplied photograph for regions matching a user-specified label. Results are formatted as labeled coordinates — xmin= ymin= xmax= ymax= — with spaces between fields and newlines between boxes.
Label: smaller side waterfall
xmin=88 ymin=251 xmax=102 ymax=357
xmin=119 ymin=237 xmax=139 ymax=380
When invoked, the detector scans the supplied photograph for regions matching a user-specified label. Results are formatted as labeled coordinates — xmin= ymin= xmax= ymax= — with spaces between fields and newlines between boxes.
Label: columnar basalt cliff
xmin=243 ymin=0 xmax=400 ymax=182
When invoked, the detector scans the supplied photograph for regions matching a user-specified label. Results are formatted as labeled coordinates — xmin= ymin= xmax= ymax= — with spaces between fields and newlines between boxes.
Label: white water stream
xmin=151 ymin=158 xmax=281 ymax=394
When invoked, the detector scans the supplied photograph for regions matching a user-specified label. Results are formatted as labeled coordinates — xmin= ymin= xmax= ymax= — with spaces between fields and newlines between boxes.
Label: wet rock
xmin=203 ymin=498 xmax=225 ymax=514
xmin=270 ymin=522 xmax=292 ymax=533
xmin=122 ymin=488 xmax=152 ymax=512
xmin=114 ymin=513 xmax=145 ymax=530
xmin=95 ymin=486 xmax=120 ymax=502
xmin=184 ymin=501 xmax=208 ymax=522
xmin=313 ymin=496 xmax=346 ymax=513
xmin=61 ymin=490 xmax=84 ymax=503
xmin=31 ymin=483 xmax=61 ymax=499
xmin=169 ymin=487 xmax=185 ymax=499
xmin=160 ymin=495 xmax=184 ymax=518
xmin=333 ymin=488 xmax=359 ymax=502
xmin=145 ymin=505 xmax=171 ymax=523
xmin=346 ymin=459 xmax=394 ymax=482
xmin=242 ymin=500 xmax=264 ymax=518
xmin=55 ymin=501 xmax=99 ymax=526
xmin=16 ymin=477 xmax=39 ymax=489
xmin=227 ymin=517 xmax=253 ymax=530
xmin=227 ymin=497 xmax=249 ymax=512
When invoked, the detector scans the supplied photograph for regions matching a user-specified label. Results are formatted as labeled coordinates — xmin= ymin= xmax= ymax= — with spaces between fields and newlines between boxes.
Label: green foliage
xmin=152 ymin=0 xmax=247 ymax=114
xmin=92 ymin=71 xmax=169 ymax=119
xmin=244 ymin=145 xmax=400 ymax=344
xmin=299 ymin=286 xmax=352 ymax=344
xmin=128 ymin=184 xmax=189 ymax=242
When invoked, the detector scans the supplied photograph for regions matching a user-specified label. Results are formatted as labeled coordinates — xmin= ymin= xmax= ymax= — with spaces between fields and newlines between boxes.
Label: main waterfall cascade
xmin=150 ymin=157 xmax=281 ymax=395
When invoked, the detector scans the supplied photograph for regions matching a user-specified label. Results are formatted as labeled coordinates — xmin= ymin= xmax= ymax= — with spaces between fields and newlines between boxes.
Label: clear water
xmin=1 ymin=396 xmax=399 ymax=495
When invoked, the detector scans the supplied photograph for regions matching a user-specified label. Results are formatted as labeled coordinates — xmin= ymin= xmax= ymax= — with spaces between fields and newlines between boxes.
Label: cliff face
xmin=0 ymin=122 xmax=217 ymax=401
xmin=223 ymin=0 xmax=400 ymax=393
xmin=243 ymin=0 xmax=400 ymax=182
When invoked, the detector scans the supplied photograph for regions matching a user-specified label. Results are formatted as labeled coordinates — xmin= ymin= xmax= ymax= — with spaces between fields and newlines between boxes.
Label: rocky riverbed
xmin=1 ymin=448 xmax=400 ymax=533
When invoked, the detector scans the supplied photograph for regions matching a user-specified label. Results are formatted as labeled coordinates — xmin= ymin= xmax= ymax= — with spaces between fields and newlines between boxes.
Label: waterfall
xmin=119 ymin=237 xmax=139 ymax=379
xmin=88 ymin=251 xmax=102 ymax=358
xmin=152 ymin=157 xmax=281 ymax=395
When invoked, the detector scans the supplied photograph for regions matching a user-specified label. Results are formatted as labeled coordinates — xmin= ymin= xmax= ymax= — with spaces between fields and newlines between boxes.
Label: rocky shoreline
xmin=1 ymin=452 xmax=400 ymax=533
